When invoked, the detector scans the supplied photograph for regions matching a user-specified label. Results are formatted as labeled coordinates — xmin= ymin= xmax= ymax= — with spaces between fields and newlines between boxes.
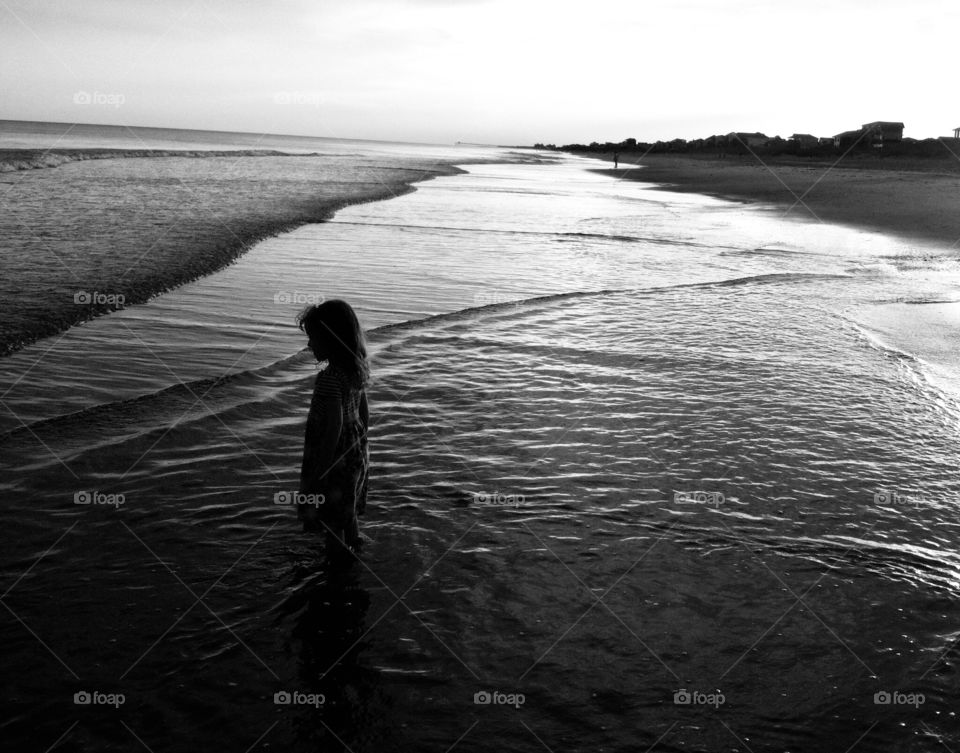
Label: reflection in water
xmin=279 ymin=554 xmax=376 ymax=750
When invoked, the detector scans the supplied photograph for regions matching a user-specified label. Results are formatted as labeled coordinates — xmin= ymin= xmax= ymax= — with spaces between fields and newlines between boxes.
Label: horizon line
xmin=0 ymin=117 xmax=476 ymax=149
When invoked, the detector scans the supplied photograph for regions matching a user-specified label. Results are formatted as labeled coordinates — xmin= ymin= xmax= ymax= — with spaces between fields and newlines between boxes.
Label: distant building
xmin=727 ymin=132 xmax=768 ymax=148
xmin=832 ymin=121 xmax=904 ymax=150
xmin=861 ymin=121 xmax=904 ymax=148
xmin=954 ymin=126 xmax=960 ymax=138
xmin=833 ymin=130 xmax=862 ymax=149
xmin=790 ymin=133 xmax=819 ymax=149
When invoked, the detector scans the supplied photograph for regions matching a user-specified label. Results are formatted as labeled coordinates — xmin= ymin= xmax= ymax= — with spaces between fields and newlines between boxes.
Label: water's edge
xmin=0 ymin=156 xmax=471 ymax=356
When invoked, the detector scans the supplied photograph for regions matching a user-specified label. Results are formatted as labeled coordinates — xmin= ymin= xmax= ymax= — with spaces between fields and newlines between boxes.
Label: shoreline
xmin=585 ymin=153 xmax=960 ymax=249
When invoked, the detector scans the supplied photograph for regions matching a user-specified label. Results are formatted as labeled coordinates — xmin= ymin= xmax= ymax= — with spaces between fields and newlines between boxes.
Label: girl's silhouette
xmin=296 ymin=300 xmax=370 ymax=557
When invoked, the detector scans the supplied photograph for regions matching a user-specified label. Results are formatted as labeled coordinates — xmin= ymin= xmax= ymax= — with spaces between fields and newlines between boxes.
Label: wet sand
xmin=0 ymin=152 xmax=464 ymax=355
xmin=589 ymin=153 xmax=960 ymax=249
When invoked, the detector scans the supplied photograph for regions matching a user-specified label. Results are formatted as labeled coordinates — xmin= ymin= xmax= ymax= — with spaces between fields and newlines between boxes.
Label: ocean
xmin=2 ymin=120 xmax=960 ymax=752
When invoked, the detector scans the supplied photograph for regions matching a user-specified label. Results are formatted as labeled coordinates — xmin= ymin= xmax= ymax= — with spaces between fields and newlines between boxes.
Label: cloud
xmin=1 ymin=0 xmax=955 ymax=143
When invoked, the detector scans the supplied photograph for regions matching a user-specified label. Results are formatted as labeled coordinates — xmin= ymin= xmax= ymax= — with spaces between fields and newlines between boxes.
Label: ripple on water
xmin=4 ymin=278 xmax=960 ymax=750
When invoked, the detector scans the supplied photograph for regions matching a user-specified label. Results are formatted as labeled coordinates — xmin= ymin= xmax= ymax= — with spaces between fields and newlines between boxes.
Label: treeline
xmin=534 ymin=135 xmax=957 ymax=158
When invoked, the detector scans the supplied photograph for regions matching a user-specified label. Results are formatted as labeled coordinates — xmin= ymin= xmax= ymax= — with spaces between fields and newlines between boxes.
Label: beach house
xmin=833 ymin=122 xmax=904 ymax=150
xmin=861 ymin=121 xmax=904 ymax=148
xmin=833 ymin=130 xmax=862 ymax=149
xmin=954 ymin=126 xmax=960 ymax=139
xmin=790 ymin=133 xmax=819 ymax=150
xmin=726 ymin=132 xmax=768 ymax=148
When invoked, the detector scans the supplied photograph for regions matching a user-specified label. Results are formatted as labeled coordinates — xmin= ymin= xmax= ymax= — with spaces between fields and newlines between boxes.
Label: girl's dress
xmin=298 ymin=362 xmax=368 ymax=535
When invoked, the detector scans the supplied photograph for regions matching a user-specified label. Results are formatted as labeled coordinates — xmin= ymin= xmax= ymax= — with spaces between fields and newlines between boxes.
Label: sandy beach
xmin=589 ymin=152 xmax=960 ymax=249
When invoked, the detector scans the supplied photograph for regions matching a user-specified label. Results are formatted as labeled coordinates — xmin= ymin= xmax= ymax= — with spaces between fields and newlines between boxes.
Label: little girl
xmin=296 ymin=300 xmax=370 ymax=556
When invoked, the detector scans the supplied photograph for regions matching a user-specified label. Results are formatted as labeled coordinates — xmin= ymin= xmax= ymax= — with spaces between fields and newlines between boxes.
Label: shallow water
xmin=0 ymin=119 xmax=510 ymax=354
xmin=3 ymin=153 xmax=960 ymax=751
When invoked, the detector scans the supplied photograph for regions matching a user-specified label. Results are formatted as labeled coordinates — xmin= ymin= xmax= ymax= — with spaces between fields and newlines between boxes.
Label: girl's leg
xmin=344 ymin=474 xmax=363 ymax=550
xmin=298 ymin=496 xmax=323 ymax=532
xmin=324 ymin=527 xmax=347 ymax=554
xmin=345 ymin=512 xmax=361 ymax=552
xmin=323 ymin=485 xmax=360 ymax=558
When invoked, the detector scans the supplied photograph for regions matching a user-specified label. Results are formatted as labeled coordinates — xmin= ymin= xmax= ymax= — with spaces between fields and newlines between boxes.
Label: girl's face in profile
xmin=308 ymin=334 xmax=329 ymax=362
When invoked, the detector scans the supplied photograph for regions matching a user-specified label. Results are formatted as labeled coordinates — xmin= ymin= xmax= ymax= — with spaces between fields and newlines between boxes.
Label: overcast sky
xmin=1 ymin=0 xmax=955 ymax=145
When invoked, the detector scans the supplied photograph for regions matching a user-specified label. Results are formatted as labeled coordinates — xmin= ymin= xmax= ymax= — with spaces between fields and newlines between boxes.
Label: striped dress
xmin=298 ymin=362 xmax=369 ymax=533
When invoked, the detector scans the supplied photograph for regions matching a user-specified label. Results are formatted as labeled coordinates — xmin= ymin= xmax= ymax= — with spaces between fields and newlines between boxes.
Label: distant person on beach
xmin=613 ymin=152 xmax=619 ymax=169
xmin=296 ymin=300 xmax=370 ymax=557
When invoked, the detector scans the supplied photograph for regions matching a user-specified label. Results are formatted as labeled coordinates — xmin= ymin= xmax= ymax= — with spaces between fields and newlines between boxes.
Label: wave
xmin=720 ymin=245 xmax=831 ymax=258
xmin=668 ymin=515 xmax=960 ymax=596
xmin=0 ymin=350 xmax=314 ymax=463
xmin=368 ymin=271 xmax=851 ymax=345
xmin=327 ymin=219 xmax=742 ymax=250
xmin=838 ymin=313 xmax=960 ymax=426
xmin=0 ymin=270 xmax=853 ymax=448
xmin=0 ymin=148 xmax=323 ymax=172
xmin=877 ymin=296 xmax=960 ymax=305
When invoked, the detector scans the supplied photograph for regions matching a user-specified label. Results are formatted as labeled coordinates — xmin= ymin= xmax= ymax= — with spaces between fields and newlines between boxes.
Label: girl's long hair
xmin=297 ymin=299 xmax=369 ymax=388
